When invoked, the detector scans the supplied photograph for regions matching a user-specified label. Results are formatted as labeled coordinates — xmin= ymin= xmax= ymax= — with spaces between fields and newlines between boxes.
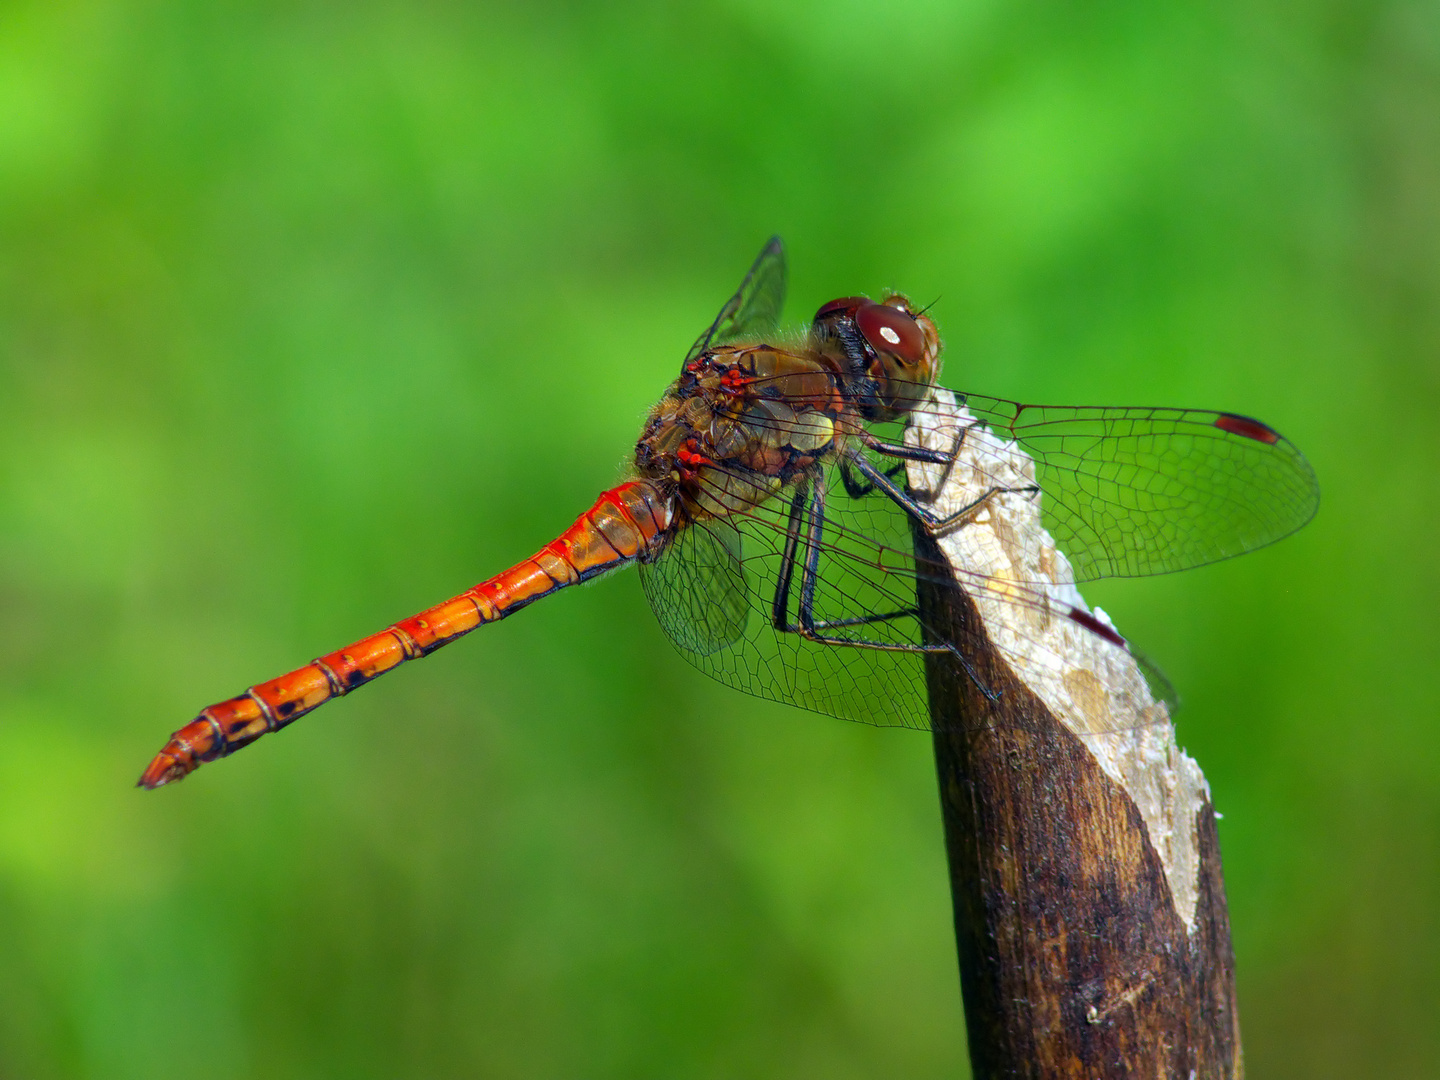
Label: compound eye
xmin=813 ymin=296 xmax=867 ymax=322
xmin=855 ymin=301 xmax=925 ymax=366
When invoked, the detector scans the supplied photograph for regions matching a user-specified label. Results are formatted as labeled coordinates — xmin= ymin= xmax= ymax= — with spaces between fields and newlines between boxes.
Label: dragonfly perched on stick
xmin=139 ymin=237 xmax=1318 ymax=788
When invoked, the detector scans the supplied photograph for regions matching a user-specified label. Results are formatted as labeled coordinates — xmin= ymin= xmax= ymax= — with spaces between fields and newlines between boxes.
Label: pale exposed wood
xmin=907 ymin=393 xmax=1242 ymax=1079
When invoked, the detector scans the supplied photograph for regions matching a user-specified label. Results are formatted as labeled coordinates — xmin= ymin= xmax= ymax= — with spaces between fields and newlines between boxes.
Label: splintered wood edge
xmin=905 ymin=390 xmax=1210 ymax=931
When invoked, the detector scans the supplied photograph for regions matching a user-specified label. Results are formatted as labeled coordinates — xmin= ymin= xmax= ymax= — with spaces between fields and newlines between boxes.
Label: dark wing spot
xmin=1068 ymin=607 xmax=1127 ymax=648
xmin=1214 ymin=412 xmax=1281 ymax=445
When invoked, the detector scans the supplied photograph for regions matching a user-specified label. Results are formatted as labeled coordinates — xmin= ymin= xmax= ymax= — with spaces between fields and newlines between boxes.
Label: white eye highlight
xmin=855 ymin=300 xmax=926 ymax=365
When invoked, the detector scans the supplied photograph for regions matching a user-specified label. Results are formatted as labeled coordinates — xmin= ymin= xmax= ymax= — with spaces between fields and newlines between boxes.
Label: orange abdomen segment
xmin=139 ymin=481 xmax=673 ymax=789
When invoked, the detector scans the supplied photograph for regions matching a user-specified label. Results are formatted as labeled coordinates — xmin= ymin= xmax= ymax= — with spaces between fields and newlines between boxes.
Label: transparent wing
xmin=684 ymin=236 xmax=787 ymax=365
xmin=645 ymin=517 xmax=749 ymax=656
xmin=638 ymin=455 xmax=1170 ymax=735
xmin=640 ymin=466 xmax=929 ymax=730
xmin=941 ymin=395 xmax=1320 ymax=581
xmin=726 ymin=376 xmax=1320 ymax=583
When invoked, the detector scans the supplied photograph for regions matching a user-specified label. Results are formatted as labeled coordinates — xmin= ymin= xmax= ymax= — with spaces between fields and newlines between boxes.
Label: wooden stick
xmin=906 ymin=393 xmax=1242 ymax=1079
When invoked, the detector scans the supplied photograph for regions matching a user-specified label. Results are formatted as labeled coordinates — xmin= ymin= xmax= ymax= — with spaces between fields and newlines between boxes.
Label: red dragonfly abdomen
xmin=139 ymin=480 xmax=673 ymax=789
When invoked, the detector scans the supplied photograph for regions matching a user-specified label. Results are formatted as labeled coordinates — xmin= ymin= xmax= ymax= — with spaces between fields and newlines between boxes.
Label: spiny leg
xmin=857 ymin=435 xmax=950 ymax=464
xmin=862 ymin=409 xmax=986 ymax=503
xmin=768 ymin=477 xmax=930 ymax=648
xmin=845 ymin=448 xmax=1039 ymax=536
xmin=839 ymin=457 xmax=905 ymax=500
xmin=769 ymin=480 xmax=809 ymax=631
xmin=766 ymin=472 xmax=998 ymax=701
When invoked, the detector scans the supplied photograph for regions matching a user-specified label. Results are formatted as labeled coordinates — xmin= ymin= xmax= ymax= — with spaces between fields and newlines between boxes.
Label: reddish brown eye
xmin=813 ymin=296 xmax=867 ymax=321
xmin=855 ymin=301 xmax=925 ymax=365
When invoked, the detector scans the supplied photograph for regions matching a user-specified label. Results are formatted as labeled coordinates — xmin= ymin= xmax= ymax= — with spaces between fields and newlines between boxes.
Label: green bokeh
xmin=1 ymin=2 xmax=1436 ymax=1076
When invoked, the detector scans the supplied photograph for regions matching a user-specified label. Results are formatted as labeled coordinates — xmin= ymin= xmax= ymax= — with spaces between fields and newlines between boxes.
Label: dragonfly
xmin=139 ymin=237 xmax=1319 ymax=788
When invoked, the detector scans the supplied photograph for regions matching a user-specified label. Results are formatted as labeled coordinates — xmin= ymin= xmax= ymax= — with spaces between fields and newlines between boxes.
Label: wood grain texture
xmin=916 ymin=534 xmax=1241 ymax=1078
xmin=902 ymin=391 xmax=1241 ymax=1078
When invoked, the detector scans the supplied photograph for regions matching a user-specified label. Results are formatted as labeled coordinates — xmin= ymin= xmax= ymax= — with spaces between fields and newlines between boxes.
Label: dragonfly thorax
xmin=633 ymin=295 xmax=940 ymax=526
xmin=634 ymin=345 xmax=854 ymax=523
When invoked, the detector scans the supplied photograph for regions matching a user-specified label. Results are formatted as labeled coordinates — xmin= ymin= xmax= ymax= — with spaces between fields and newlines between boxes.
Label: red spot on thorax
xmin=719 ymin=368 xmax=750 ymax=396
xmin=675 ymin=443 xmax=713 ymax=480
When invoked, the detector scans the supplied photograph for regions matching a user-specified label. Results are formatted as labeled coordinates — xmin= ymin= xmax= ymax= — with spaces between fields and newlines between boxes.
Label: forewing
xmin=684 ymin=236 xmax=787 ymax=365
xmin=931 ymin=395 xmax=1320 ymax=581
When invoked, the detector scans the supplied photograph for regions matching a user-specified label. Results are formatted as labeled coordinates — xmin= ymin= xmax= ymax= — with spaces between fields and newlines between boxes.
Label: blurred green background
xmin=1 ymin=1 xmax=1436 ymax=1077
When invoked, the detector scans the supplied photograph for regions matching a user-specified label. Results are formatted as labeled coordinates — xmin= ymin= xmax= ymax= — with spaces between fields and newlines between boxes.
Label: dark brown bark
xmin=914 ymin=527 xmax=1241 ymax=1079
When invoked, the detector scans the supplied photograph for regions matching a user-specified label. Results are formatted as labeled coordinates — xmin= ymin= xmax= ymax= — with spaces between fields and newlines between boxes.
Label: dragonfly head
xmin=812 ymin=294 xmax=941 ymax=421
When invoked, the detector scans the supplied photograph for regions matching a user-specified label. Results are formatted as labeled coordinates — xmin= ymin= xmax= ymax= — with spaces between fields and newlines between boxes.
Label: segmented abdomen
xmin=139 ymin=481 xmax=673 ymax=788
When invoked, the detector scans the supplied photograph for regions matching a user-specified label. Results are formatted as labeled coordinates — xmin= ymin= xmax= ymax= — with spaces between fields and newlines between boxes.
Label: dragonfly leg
xmin=858 ymin=433 xmax=951 ymax=465
xmin=845 ymin=449 xmax=1039 ymax=536
xmin=838 ymin=457 xmax=905 ymax=500
xmin=768 ymin=478 xmax=932 ymax=649
xmin=875 ymin=411 xmax=989 ymax=502
xmin=838 ymin=459 xmax=872 ymax=499
xmin=767 ymin=472 xmax=1000 ymax=701
xmin=769 ymin=480 xmax=809 ymax=631
xmin=927 ymin=413 xmax=980 ymax=499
